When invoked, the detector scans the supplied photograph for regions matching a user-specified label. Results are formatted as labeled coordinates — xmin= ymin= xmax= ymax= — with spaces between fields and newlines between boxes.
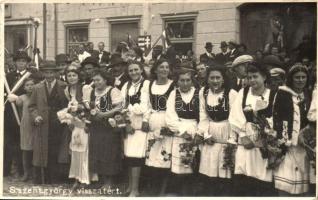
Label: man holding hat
xmin=109 ymin=53 xmax=129 ymax=90
xmin=4 ymin=50 xmax=33 ymax=178
xmin=81 ymin=56 xmax=100 ymax=85
xmin=228 ymin=40 xmax=239 ymax=62
xmin=215 ymin=41 xmax=230 ymax=65
xmin=230 ymin=55 xmax=254 ymax=91
xmin=200 ymin=42 xmax=215 ymax=65
xmin=55 ymin=54 xmax=72 ymax=82
xmin=28 ymin=60 xmax=68 ymax=184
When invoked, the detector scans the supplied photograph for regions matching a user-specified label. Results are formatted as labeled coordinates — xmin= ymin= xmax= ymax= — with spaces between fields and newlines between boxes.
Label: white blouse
xmin=94 ymin=86 xmax=123 ymax=111
xmin=121 ymin=79 xmax=150 ymax=116
xmin=166 ymin=87 xmax=197 ymax=134
xmin=198 ymin=88 xmax=237 ymax=136
xmin=229 ymin=87 xmax=271 ymax=136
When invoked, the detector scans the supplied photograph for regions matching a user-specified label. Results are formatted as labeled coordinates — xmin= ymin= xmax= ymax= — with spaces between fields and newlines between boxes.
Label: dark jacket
xmin=98 ymin=50 xmax=111 ymax=64
xmin=215 ymin=52 xmax=230 ymax=65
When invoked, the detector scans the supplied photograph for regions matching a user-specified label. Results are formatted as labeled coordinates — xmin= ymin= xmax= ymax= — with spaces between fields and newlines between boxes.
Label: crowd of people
xmin=4 ymin=37 xmax=316 ymax=197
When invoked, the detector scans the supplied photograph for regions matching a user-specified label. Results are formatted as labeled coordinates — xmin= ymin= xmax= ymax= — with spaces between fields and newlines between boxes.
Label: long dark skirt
xmin=89 ymin=121 xmax=123 ymax=176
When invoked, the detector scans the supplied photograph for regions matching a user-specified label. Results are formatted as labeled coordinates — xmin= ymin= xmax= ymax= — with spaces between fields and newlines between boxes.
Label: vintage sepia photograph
xmin=2 ymin=2 xmax=317 ymax=198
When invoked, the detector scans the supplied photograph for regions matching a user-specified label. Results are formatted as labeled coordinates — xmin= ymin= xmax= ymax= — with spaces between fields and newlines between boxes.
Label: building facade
xmin=4 ymin=3 xmax=316 ymax=60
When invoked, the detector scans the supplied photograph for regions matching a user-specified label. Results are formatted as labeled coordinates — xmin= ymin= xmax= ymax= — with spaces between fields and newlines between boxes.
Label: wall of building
xmin=55 ymin=3 xmax=240 ymax=58
xmin=6 ymin=3 xmax=241 ymax=60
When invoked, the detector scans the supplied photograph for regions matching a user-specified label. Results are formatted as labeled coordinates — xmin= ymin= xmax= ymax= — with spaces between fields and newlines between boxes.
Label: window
xmin=5 ymin=25 xmax=30 ymax=55
xmin=110 ymin=22 xmax=139 ymax=52
xmin=108 ymin=16 xmax=141 ymax=52
xmin=162 ymin=12 xmax=197 ymax=56
xmin=65 ymin=25 xmax=89 ymax=58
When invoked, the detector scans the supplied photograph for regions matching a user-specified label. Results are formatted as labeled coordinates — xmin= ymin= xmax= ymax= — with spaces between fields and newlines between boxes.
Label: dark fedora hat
xmin=39 ymin=60 xmax=60 ymax=71
xmin=220 ymin=41 xmax=228 ymax=48
xmin=13 ymin=51 xmax=31 ymax=62
xmin=81 ymin=56 xmax=100 ymax=68
xmin=205 ymin=42 xmax=213 ymax=48
xmin=109 ymin=53 xmax=126 ymax=67
xmin=55 ymin=54 xmax=72 ymax=65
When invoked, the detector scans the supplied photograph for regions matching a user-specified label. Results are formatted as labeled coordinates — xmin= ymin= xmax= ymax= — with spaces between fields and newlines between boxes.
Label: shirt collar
xmin=116 ymin=73 xmax=124 ymax=80
xmin=46 ymin=79 xmax=57 ymax=88
xmin=17 ymin=69 xmax=26 ymax=75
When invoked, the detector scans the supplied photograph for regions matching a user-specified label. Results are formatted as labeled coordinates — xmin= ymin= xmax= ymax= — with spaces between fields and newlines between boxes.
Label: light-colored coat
xmin=28 ymin=80 xmax=67 ymax=167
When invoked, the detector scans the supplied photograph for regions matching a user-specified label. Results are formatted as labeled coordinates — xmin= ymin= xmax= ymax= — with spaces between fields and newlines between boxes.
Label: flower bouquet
xmin=243 ymin=104 xmax=285 ymax=169
xmin=222 ymin=143 xmax=237 ymax=173
xmin=300 ymin=124 xmax=316 ymax=171
xmin=179 ymin=142 xmax=199 ymax=169
xmin=108 ymin=110 xmax=134 ymax=135
xmin=160 ymin=127 xmax=175 ymax=137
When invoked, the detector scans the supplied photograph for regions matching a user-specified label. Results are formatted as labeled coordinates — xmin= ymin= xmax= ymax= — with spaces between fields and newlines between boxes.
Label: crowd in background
xmin=3 ymin=35 xmax=316 ymax=197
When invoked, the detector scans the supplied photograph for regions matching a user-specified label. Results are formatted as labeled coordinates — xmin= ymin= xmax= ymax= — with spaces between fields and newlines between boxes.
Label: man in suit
xmin=199 ymin=42 xmax=215 ymax=65
xmin=28 ymin=60 xmax=68 ymax=184
xmin=215 ymin=41 xmax=230 ymax=65
xmin=55 ymin=54 xmax=72 ymax=82
xmin=228 ymin=40 xmax=240 ymax=62
xmin=87 ymin=42 xmax=100 ymax=59
xmin=4 ymin=51 xmax=32 ymax=178
xmin=109 ymin=53 xmax=129 ymax=90
xmin=97 ymin=42 xmax=110 ymax=65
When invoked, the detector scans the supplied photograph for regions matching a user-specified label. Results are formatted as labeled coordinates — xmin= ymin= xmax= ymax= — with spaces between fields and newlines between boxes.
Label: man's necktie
xmin=47 ymin=82 xmax=52 ymax=94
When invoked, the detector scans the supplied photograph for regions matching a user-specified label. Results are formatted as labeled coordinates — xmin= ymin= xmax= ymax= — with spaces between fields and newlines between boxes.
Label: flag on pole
xmin=144 ymin=29 xmax=171 ymax=63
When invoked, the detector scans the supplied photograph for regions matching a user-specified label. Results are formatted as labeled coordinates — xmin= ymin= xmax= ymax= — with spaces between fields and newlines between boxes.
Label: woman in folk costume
xmin=120 ymin=60 xmax=150 ymax=197
xmin=165 ymin=63 xmax=200 ymax=196
xmin=144 ymin=58 xmax=175 ymax=196
xmin=197 ymin=66 xmax=238 ymax=196
xmin=62 ymin=66 xmax=98 ymax=189
xmin=229 ymin=62 xmax=277 ymax=196
xmin=273 ymin=63 xmax=311 ymax=195
xmin=303 ymin=83 xmax=316 ymax=196
xmin=87 ymin=69 xmax=124 ymax=188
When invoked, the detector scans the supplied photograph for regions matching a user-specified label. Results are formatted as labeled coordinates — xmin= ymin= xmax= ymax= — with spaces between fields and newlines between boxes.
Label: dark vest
xmin=125 ymin=79 xmax=145 ymax=107
xmin=242 ymin=87 xmax=276 ymax=122
xmin=204 ymin=87 xmax=230 ymax=122
xmin=175 ymin=88 xmax=200 ymax=122
xmin=90 ymin=87 xmax=113 ymax=112
xmin=149 ymin=80 xmax=175 ymax=111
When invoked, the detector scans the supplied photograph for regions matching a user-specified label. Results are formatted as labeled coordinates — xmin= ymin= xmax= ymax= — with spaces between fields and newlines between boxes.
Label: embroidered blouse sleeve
xmin=229 ymin=89 xmax=238 ymax=110
xmin=111 ymin=87 xmax=123 ymax=105
xmin=82 ymin=84 xmax=93 ymax=107
xmin=197 ymin=88 xmax=209 ymax=138
xmin=120 ymin=82 xmax=128 ymax=108
xmin=166 ymin=90 xmax=182 ymax=134
xmin=141 ymin=80 xmax=151 ymax=122
xmin=307 ymin=85 xmax=316 ymax=122
xmin=228 ymin=88 xmax=247 ymax=135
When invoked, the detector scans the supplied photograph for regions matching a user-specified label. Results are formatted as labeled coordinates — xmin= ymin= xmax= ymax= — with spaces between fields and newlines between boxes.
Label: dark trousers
xmin=3 ymin=136 xmax=23 ymax=177
xmin=22 ymin=150 xmax=33 ymax=177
